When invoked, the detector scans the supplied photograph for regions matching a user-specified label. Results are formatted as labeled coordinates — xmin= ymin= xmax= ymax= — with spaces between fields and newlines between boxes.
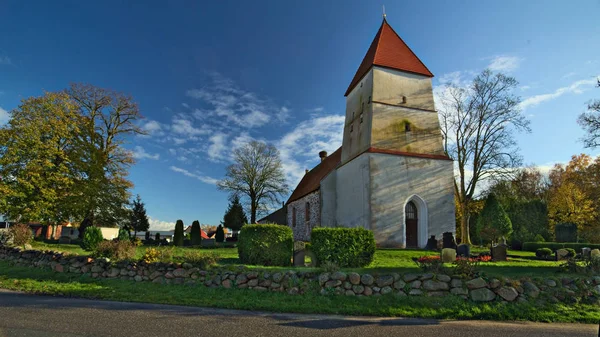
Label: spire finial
xmin=382 ymin=5 xmax=386 ymax=19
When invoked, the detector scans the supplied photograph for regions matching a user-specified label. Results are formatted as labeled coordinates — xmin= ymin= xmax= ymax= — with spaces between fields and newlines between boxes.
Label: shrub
xmin=555 ymin=223 xmax=578 ymax=243
xmin=81 ymin=226 xmax=104 ymax=251
xmin=155 ymin=232 xmax=160 ymax=241
xmin=414 ymin=255 xmax=445 ymax=274
xmin=118 ymin=228 xmax=130 ymax=241
xmin=238 ymin=224 xmax=293 ymax=266
xmin=476 ymin=194 xmax=512 ymax=243
xmin=310 ymin=227 xmax=375 ymax=268
xmin=320 ymin=260 xmax=340 ymax=273
xmin=453 ymin=257 xmax=480 ymax=277
xmin=565 ymin=248 xmax=576 ymax=258
xmin=536 ymin=248 xmax=553 ymax=258
xmin=142 ymin=247 xmax=161 ymax=264
xmin=131 ymin=237 xmax=143 ymax=247
xmin=182 ymin=251 xmax=220 ymax=269
xmin=523 ymin=242 xmax=600 ymax=252
xmin=173 ymin=220 xmax=184 ymax=246
xmin=94 ymin=240 xmax=136 ymax=261
xmin=9 ymin=223 xmax=32 ymax=247
xmin=190 ymin=220 xmax=201 ymax=246
xmin=533 ymin=234 xmax=545 ymax=243
xmin=215 ymin=225 xmax=225 ymax=243
xmin=0 ymin=230 xmax=13 ymax=246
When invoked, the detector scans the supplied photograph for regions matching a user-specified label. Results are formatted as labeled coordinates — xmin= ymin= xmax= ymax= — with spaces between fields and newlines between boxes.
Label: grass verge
xmin=0 ymin=261 xmax=598 ymax=323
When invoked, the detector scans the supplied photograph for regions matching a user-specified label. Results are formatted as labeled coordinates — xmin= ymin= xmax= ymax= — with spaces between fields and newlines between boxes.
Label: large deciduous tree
xmin=439 ymin=69 xmax=530 ymax=244
xmin=217 ymin=141 xmax=288 ymax=224
xmin=0 ymin=92 xmax=81 ymax=223
xmin=577 ymin=79 xmax=600 ymax=148
xmin=222 ymin=194 xmax=248 ymax=235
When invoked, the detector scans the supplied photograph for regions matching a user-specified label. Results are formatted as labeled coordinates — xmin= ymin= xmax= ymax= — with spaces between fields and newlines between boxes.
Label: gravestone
xmin=591 ymin=249 xmax=600 ymax=259
xmin=425 ymin=235 xmax=437 ymax=250
xmin=491 ymin=244 xmax=507 ymax=261
xmin=457 ymin=244 xmax=471 ymax=258
xmin=293 ymin=241 xmax=306 ymax=267
xmin=555 ymin=248 xmax=570 ymax=261
xmin=201 ymin=239 xmax=215 ymax=248
xmin=442 ymin=232 xmax=457 ymax=250
xmin=58 ymin=236 xmax=71 ymax=244
xmin=441 ymin=248 xmax=457 ymax=263
xmin=582 ymin=247 xmax=591 ymax=258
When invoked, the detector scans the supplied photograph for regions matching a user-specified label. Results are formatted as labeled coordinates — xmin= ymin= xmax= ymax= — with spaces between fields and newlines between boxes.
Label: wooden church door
xmin=405 ymin=201 xmax=418 ymax=248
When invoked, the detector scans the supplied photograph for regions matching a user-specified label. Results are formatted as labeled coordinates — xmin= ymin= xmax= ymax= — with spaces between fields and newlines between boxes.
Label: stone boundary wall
xmin=1 ymin=246 xmax=599 ymax=304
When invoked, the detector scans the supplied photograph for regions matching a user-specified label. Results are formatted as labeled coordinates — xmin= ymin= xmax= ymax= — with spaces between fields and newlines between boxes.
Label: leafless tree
xmin=217 ymin=141 xmax=288 ymax=224
xmin=439 ymin=69 xmax=530 ymax=244
xmin=577 ymin=79 xmax=600 ymax=148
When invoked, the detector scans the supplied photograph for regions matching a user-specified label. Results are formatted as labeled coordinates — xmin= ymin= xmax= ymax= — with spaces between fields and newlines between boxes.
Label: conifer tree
xmin=223 ymin=195 xmax=248 ymax=236
xmin=173 ymin=219 xmax=184 ymax=246
xmin=476 ymin=194 xmax=513 ymax=244
xmin=129 ymin=195 xmax=150 ymax=238
xmin=191 ymin=220 xmax=201 ymax=246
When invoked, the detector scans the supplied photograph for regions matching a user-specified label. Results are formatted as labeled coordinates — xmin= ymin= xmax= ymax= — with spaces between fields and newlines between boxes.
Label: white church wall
xmin=372 ymin=67 xmax=435 ymax=111
xmin=369 ymin=153 xmax=455 ymax=248
xmin=287 ymin=191 xmax=320 ymax=242
xmin=320 ymin=170 xmax=337 ymax=227
xmin=335 ymin=153 xmax=371 ymax=229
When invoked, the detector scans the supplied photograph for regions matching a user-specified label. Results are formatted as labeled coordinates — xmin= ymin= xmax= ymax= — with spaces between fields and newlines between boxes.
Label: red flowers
xmin=417 ymin=255 xmax=440 ymax=263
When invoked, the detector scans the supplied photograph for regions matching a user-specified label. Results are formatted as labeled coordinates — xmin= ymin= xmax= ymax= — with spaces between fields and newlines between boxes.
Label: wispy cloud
xmin=0 ymin=107 xmax=9 ymax=125
xmin=487 ymin=55 xmax=522 ymax=72
xmin=519 ymin=76 xmax=599 ymax=110
xmin=169 ymin=166 xmax=218 ymax=185
xmin=207 ymin=132 xmax=228 ymax=162
xmin=131 ymin=146 xmax=160 ymax=160
xmin=0 ymin=55 xmax=11 ymax=65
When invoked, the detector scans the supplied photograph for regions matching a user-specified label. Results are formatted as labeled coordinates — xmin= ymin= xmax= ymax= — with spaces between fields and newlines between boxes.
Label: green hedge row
xmin=523 ymin=242 xmax=600 ymax=252
xmin=237 ymin=224 xmax=293 ymax=266
xmin=310 ymin=227 xmax=375 ymax=268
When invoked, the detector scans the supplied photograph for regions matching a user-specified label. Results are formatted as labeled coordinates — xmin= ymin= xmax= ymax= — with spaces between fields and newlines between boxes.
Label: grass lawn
xmin=0 ymin=260 xmax=598 ymax=323
xmin=29 ymin=241 xmax=567 ymax=278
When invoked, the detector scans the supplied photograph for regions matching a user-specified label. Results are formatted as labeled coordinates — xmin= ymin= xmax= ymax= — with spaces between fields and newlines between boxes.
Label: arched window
xmin=292 ymin=208 xmax=297 ymax=227
xmin=405 ymin=201 xmax=417 ymax=219
xmin=305 ymin=202 xmax=310 ymax=222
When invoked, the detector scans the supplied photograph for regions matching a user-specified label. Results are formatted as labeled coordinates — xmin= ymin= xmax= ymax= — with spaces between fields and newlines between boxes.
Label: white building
xmin=282 ymin=19 xmax=455 ymax=248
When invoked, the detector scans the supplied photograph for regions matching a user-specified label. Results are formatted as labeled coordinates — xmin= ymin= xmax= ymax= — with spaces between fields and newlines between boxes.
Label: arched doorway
xmin=405 ymin=201 xmax=418 ymax=248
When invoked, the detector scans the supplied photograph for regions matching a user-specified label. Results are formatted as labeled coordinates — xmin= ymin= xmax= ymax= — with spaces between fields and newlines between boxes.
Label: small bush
xmin=81 ymin=226 xmax=104 ymax=251
xmin=0 ymin=230 xmax=13 ymax=246
xmin=453 ymin=257 xmax=480 ymax=277
xmin=155 ymin=233 xmax=160 ymax=241
xmin=131 ymin=237 xmax=143 ymax=247
xmin=118 ymin=228 xmax=130 ymax=241
xmin=238 ymin=224 xmax=293 ymax=266
xmin=95 ymin=240 xmax=136 ymax=261
xmin=414 ymin=255 xmax=445 ymax=274
xmin=310 ymin=227 xmax=375 ymax=268
xmin=9 ymin=224 xmax=32 ymax=247
xmin=523 ymin=242 xmax=600 ymax=252
xmin=565 ymin=248 xmax=576 ymax=258
xmin=142 ymin=247 xmax=161 ymax=264
xmin=533 ymin=234 xmax=545 ymax=243
xmin=536 ymin=248 xmax=553 ymax=258
xmin=182 ymin=251 xmax=220 ymax=269
xmin=320 ymin=260 xmax=340 ymax=273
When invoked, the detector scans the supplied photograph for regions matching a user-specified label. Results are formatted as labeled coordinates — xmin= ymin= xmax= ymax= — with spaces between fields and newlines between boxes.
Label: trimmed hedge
xmin=523 ymin=242 xmax=600 ymax=253
xmin=237 ymin=224 xmax=293 ymax=266
xmin=310 ymin=227 xmax=376 ymax=268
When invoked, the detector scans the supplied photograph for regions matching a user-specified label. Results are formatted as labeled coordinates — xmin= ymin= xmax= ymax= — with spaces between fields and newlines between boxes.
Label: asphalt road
xmin=0 ymin=290 xmax=597 ymax=337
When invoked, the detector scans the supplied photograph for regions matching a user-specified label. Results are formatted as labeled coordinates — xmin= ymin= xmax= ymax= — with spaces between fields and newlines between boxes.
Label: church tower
xmin=319 ymin=18 xmax=455 ymax=248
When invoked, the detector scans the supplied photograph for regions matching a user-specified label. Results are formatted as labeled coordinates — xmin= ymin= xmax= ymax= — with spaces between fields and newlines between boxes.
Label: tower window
xmin=368 ymin=96 xmax=371 ymax=103
xmin=352 ymin=111 xmax=355 ymax=119
xmin=292 ymin=208 xmax=297 ymax=227
xmin=360 ymin=113 xmax=364 ymax=123
xmin=350 ymin=123 xmax=354 ymax=132
xmin=361 ymin=102 xmax=364 ymax=112
xmin=405 ymin=122 xmax=412 ymax=132
xmin=402 ymin=96 xmax=407 ymax=104
xmin=305 ymin=202 xmax=310 ymax=222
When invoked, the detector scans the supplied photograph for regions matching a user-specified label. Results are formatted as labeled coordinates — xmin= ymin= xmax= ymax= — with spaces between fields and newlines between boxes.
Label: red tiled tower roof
xmin=344 ymin=18 xmax=434 ymax=96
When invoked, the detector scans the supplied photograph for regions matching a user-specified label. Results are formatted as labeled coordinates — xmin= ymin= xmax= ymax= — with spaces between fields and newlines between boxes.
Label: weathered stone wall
xmin=342 ymin=68 xmax=374 ymax=165
xmin=286 ymin=191 xmax=320 ymax=241
xmin=1 ymin=246 xmax=599 ymax=305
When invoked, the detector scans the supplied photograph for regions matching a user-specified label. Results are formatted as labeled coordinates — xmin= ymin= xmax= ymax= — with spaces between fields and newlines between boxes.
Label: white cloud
xmin=170 ymin=166 xmax=218 ymax=185
xmin=306 ymin=107 xmax=324 ymax=113
xmin=0 ymin=107 xmax=10 ymax=125
xmin=562 ymin=72 xmax=577 ymax=79
xmin=275 ymin=107 xmax=291 ymax=123
xmin=207 ymin=132 xmax=228 ymax=162
xmin=277 ymin=114 xmax=345 ymax=185
xmin=520 ymin=85 xmax=531 ymax=91
xmin=519 ymin=76 xmax=599 ymax=110
xmin=487 ymin=55 xmax=521 ymax=72
xmin=181 ymin=103 xmax=190 ymax=109
xmin=0 ymin=56 xmax=11 ymax=65
xmin=148 ymin=217 xmax=175 ymax=231
xmin=131 ymin=146 xmax=160 ymax=160
xmin=171 ymin=117 xmax=211 ymax=136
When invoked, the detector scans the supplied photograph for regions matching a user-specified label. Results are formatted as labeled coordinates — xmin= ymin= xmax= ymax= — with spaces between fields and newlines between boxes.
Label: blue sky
xmin=0 ymin=1 xmax=599 ymax=230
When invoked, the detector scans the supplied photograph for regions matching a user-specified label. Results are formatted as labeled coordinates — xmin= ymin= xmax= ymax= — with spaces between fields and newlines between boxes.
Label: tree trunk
xmin=250 ymin=202 xmax=256 ymax=224
xmin=460 ymin=201 xmax=472 ymax=245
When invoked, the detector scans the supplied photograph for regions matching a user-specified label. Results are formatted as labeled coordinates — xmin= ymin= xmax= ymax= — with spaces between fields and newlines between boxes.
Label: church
xmin=260 ymin=18 xmax=455 ymax=248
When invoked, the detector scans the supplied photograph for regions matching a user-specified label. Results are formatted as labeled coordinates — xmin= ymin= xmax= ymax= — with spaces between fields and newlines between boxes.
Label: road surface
xmin=0 ymin=290 xmax=597 ymax=337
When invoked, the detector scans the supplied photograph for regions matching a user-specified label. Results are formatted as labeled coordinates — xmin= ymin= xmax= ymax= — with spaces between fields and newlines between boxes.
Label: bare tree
xmin=217 ymin=141 xmax=288 ymax=224
xmin=577 ymin=79 xmax=600 ymax=148
xmin=439 ymin=69 xmax=530 ymax=244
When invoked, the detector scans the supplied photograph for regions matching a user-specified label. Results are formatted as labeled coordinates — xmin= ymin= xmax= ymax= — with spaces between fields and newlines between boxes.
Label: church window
xmin=361 ymin=102 xmax=364 ymax=112
xmin=305 ymin=202 xmax=310 ymax=222
xmin=292 ymin=208 xmax=297 ymax=227
xmin=405 ymin=201 xmax=417 ymax=219
xmin=368 ymin=96 xmax=371 ymax=103
xmin=405 ymin=122 xmax=411 ymax=132
xmin=350 ymin=123 xmax=353 ymax=132
xmin=360 ymin=113 xmax=364 ymax=123
xmin=402 ymin=96 xmax=407 ymax=104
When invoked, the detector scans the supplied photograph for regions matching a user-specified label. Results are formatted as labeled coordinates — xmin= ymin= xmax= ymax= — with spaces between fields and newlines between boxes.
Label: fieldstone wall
xmin=287 ymin=191 xmax=320 ymax=241
xmin=1 ymin=246 xmax=599 ymax=305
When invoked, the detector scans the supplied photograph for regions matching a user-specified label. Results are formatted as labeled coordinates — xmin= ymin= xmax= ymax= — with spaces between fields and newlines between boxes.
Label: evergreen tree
xmin=476 ymin=194 xmax=513 ymax=244
xmin=190 ymin=220 xmax=201 ymax=246
xmin=173 ymin=219 xmax=184 ymax=246
xmin=129 ymin=195 xmax=150 ymax=238
xmin=215 ymin=224 xmax=225 ymax=243
xmin=222 ymin=195 xmax=248 ymax=236
xmin=155 ymin=232 xmax=160 ymax=241
xmin=118 ymin=227 xmax=130 ymax=241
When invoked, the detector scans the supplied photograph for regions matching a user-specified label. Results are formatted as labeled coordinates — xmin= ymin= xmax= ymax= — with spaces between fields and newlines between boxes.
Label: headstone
xmin=441 ymin=248 xmax=457 ymax=263
xmin=425 ymin=235 xmax=437 ymax=250
xmin=58 ymin=236 xmax=71 ymax=244
xmin=457 ymin=244 xmax=470 ymax=258
xmin=293 ymin=241 xmax=305 ymax=267
xmin=442 ymin=232 xmax=457 ymax=250
xmin=491 ymin=244 xmax=507 ymax=261
xmin=555 ymin=248 xmax=569 ymax=261
xmin=582 ymin=247 xmax=591 ymax=258
xmin=591 ymin=249 xmax=600 ymax=259
xmin=201 ymin=239 xmax=215 ymax=248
